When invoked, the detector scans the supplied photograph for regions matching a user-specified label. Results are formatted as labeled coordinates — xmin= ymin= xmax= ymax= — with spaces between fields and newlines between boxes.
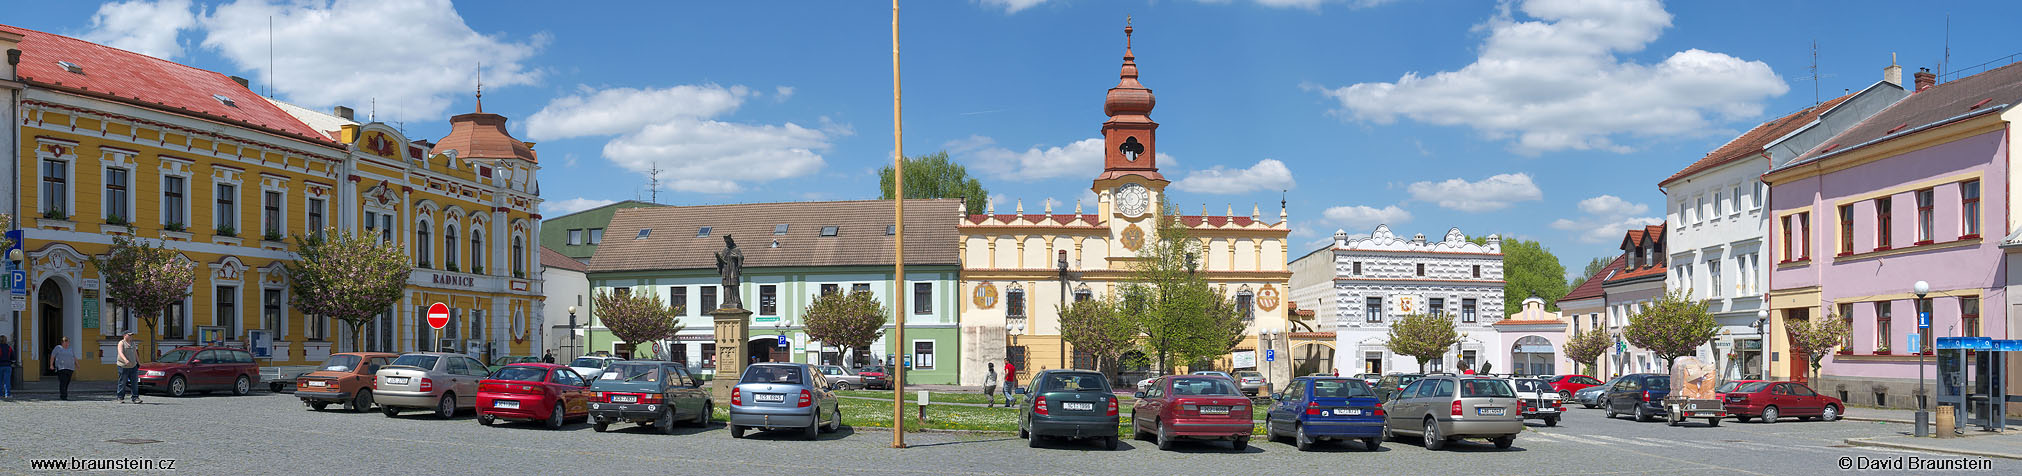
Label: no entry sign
xmin=428 ymin=302 xmax=450 ymax=329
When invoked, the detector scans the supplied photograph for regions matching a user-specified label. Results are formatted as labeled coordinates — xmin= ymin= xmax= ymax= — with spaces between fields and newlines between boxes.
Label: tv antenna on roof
xmin=1799 ymin=40 xmax=1836 ymax=107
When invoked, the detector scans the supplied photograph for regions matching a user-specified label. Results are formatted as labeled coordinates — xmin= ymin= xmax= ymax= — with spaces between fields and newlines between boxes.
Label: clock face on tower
xmin=1115 ymin=183 xmax=1150 ymax=217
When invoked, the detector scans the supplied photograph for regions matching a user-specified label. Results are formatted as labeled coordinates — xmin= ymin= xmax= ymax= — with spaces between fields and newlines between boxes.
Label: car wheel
xmin=308 ymin=401 xmax=328 ymax=411
xmin=1362 ymin=437 xmax=1382 ymax=451
xmin=1493 ymin=435 xmax=1515 ymax=450
xmin=1706 ymin=418 xmax=1721 ymax=427
xmin=270 ymin=382 xmax=284 ymax=393
xmin=593 ymin=418 xmax=609 ymax=432
xmin=1635 ymin=405 xmax=1652 ymax=422
xmin=803 ymin=419 xmax=820 ymax=440
xmin=729 ymin=424 xmax=745 ymax=439
xmin=1231 ymin=437 xmax=1249 ymax=451
xmin=1560 ymin=390 xmax=1574 ymax=402
xmin=1422 ymin=419 xmax=1446 ymax=451
xmin=382 ymin=406 xmax=401 ymax=417
xmin=1604 ymin=404 xmax=1618 ymax=419
xmin=1157 ymin=421 xmax=1176 ymax=451
xmin=694 ymin=401 xmax=714 ymax=426
xmin=1735 ymin=415 xmax=1752 ymax=423
xmin=1545 ymin=415 xmax=1559 ymax=427
xmin=1761 ymin=405 xmax=1779 ymax=424
xmin=479 ymin=414 xmax=496 ymax=426
xmin=168 ymin=376 xmax=188 ymax=398
xmin=835 ymin=381 xmax=854 ymax=391
xmin=436 ymin=395 xmax=457 ymax=419
xmin=661 ymin=408 xmax=680 ymax=435
xmin=822 ymin=407 xmax=841 ymax=433
xmin=1383 ymin=422 xmax=1399 ymax=442
xmin=233 ymin=376 xmax=251 ymax=396
xmin=1294 ymin=423 xmax=1313 ymax=451
xmin=352 ymin=390 xmax=374 ymax=413
xmin=1018 ymin=424 xmax=1030 ymax=439
xmin=1822 ymin=405 xmax=1840 ymax=422
xmin=1028 ymin=432 xmax=1045 ymax=448
xmin=1103 ymin=436 xmax=1120 ymax=451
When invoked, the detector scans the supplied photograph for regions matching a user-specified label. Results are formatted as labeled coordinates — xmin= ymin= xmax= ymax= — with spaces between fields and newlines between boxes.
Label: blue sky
xmin=15 ymin=0 xmax=2022 ymax=277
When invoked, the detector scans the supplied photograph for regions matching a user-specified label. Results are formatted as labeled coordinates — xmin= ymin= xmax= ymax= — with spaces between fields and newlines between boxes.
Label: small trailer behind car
xmin=1664 ymin=356 xmax=1724 ymax=427
xmin=262 ymin=365 xmax=321 ymax=393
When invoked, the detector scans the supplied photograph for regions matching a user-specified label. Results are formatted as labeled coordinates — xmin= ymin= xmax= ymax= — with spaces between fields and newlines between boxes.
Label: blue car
xmin=1264 ymin=377 xmax=1386 ymax=451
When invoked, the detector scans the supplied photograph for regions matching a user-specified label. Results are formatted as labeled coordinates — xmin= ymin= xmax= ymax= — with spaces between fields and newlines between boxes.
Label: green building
xmin=584 ymin=199 xmax=965 ymax=384
xmin=541 ymin=200 xmax=663 ymax=261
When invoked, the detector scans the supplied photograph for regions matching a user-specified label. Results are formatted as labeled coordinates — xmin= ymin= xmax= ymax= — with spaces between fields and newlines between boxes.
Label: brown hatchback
xmin=297 ymin=352 xmax=400 ymax=412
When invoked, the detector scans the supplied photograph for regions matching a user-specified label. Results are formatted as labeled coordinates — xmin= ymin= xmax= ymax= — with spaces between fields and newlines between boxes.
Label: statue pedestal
xmin=711 ymin=308 xmax=753 ymax=403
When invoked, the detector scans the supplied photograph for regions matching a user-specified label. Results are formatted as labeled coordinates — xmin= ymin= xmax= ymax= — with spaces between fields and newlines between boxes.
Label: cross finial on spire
xmin=1125 ymin=16 xmax=1133 ymax=50
xmin=474 ymin=62 xmax=484 ymax=113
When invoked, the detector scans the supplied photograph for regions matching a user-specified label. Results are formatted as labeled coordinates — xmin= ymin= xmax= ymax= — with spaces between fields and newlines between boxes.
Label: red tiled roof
xmin=1561 ymin=255 xmax=1624 ymax=301
xmin=1179 ymin=215 xmax=1258 ymax=227
xmin=1782 ymin=62 xmax=2022 ymax=170
xmin=539 ymin=246 xmax=587 ymax=273
xmin=1 ymin=24 xmax=337 ymax=148
xmin=430 ymin=111 xmax=537 ymax=162
xmin=1658 ymin=94 xmax=1854 ymax=187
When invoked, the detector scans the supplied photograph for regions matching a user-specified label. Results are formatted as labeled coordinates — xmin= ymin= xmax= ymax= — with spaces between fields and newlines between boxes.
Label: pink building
xmin=1764 ymin=64 xmax=2020 ymax=410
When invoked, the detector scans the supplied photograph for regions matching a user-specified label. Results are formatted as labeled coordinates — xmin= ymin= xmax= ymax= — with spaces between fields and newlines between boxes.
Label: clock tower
xmin=1095 ymin=22 xmax=1165 ymax=228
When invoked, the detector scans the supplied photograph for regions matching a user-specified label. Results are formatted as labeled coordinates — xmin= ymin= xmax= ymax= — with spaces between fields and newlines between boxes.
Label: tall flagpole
xmin=890 ymin=0 xmax=908 ymax=449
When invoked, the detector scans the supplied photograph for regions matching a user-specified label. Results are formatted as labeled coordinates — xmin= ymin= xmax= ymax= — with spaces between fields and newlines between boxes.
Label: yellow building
xmin=2 ymin=25 xmax=542 ymax=382
xmin=957 ymin=25 xmax=1293 ymax=386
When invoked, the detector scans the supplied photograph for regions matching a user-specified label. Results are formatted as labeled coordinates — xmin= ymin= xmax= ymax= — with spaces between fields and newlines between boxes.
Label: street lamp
xmin=567 ymin=305 xmax=578 ymax=361
xmin=1913 ymin=280 xmax=1930 ymax=437
xmin=1057 ymin=250 xmax=1071 ymax=370
xmin=1755 ymin=307 xmax=1769 ymax=380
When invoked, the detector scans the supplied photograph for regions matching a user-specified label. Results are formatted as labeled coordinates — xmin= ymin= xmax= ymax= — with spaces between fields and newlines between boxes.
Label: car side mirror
xmin=1270 ymin=392 xmax=1283 ymax=401
xmin=1133 ymin=391 xmax=1146 ymax=399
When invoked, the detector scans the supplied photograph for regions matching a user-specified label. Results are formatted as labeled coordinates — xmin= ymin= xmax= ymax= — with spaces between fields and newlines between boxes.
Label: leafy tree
xmin=1126 ymin=197 xmax=1248 ymax=373
xmin=1563 ymin=328 xmax=1610 ymax=376
xmin=90 ymin=235 xmax=198 ymax=358
xmin=1502 ymin=239 xmax=1569 ymax=314
xmin=593 ymin=288 xmax=685 ymax=354
xmin=1058 ymin=296 xmax=1137 ymax=378
xmin=1786 ymin=308 xmax=1853 ymax=383
xmin=879 ymin=151 xmax=990 ymax=215
xmin=0 ymin=214 xmax=11 ymax=250
xmin=287 ymin=228 xmax=412 ymax=352
xmin=1622 ymin=289 xmax=1719 ymax=369
xmin=1568 ymin=256 xmax=1613 ymax=290
xmin=802 ymin=291 xmax=888 ymax=366
xmin=1385 ymin=313 xmax=1460 ymax=372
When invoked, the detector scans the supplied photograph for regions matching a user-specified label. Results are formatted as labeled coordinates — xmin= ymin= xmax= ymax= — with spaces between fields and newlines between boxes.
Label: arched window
xmin=512 ymin=235 xmax=525 ymax=277
xmin=470 ymin=229 xmax=485 ymax=274
xmin=444 ymin=224 xmax=459 ymax=271
xmin=416 ymin=220 xmax=433 ymax=268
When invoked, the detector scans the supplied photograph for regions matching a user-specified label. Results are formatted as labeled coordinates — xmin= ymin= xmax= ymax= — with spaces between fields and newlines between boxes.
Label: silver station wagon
xmin=1382 ymin=375 xmax=1524 ymax=450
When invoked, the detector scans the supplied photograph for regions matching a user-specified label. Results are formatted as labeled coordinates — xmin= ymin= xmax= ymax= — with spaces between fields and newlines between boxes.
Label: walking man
xmin=0 ymin=335 xmax=15 ymax=399
xmin=115 ymin=332 xmax=141 ymax=404
xmin=983 ymin=362 xmax=998 ymax=407
xmin=1003 ymin=360 xmax=1018 ymax=407
xmin=49 ymin=337 xmax=77 ymax=400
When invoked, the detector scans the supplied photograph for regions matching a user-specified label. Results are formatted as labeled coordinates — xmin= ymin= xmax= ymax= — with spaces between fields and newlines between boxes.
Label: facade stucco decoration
xmin=1289 ymin=225 xmax=1506 ymax=375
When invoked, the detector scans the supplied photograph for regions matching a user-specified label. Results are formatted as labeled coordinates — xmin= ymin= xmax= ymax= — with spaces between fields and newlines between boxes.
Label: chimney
xmin=1914 ymin=67 xmax=1937 ymax=92
xmin=333 ymin=106 xmax=354 ymax=121
xmin=1882 ymin=55 xmax=1902 ymax=87
xmin=229 ymin=75 xmax=251 ymax=89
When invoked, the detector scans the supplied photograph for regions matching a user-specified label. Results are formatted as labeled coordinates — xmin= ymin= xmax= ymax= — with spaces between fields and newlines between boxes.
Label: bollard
xmin=1936 ymin=405 xmax=1955 ymax=438
xmin=918 ymin=390 xmax=930 ymax=422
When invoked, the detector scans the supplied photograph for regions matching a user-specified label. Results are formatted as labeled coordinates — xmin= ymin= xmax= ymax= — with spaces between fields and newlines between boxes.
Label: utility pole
xmin=889 ymin=0 xmax=908 ymax=449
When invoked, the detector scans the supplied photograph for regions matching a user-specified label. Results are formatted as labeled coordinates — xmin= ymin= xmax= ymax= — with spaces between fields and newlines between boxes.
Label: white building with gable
xmin=1289 ymin=225 xmax=1506 ymax=375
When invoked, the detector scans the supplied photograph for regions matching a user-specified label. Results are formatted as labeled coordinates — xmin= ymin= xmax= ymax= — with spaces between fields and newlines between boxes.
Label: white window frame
xmin=36 ymin=142 xmax=78 ymax=219
xmin=160 ymin=172 xmax=191 ymax=228
xmin=99 ymin=149 xmax=139 ymax=224
xmin=911 ymin=339 xmax=936 ymax=371
xmin=211 ymin=169 xmax=243 ymax=235
xmin=1707 ymin=259 xmax=1722 ymax=298
xmin=1731 ymin=184 xmax=1744 ymax=218
xmin=305 ymin=195 xmax=328 ymax=238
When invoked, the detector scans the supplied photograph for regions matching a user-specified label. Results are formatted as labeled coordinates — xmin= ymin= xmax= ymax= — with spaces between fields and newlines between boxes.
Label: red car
xmin=138 ymin=346 xmax=261 ymax=398
xmin=1715 ymin=379 xmax=1765 ymax=401
xmin=1131 ymin=375 xmax=1254 ymax=451
xmin=1723 ymin=381 xmax=1844 ymax=423
xmin=476 ymin=363 xmax=594 ymax=429
xmin=1546 ymin=375 xmax=1604 ymax=400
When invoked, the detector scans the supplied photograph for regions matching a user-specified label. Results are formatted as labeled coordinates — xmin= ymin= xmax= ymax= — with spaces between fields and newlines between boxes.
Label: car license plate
xmin=495 ymin=400 xmax=519 ymax=409
xmin=612 ymin=395 xmax=637 ymax=403
xmin=308 ymin=381 xmax=327 ymax=387
xmin=1478 ymin=407 xmax=1506 ymax=416
xmin=755 ymin=393 xmax=785 ymax=403
xmin=1062 ymin=402 xmax=1094 ymax=411
xmin=386 ymin=377 xmax=409 ymax=385
xmin=1201 ymin=406 xmax=1230 ymax=415
xmin=1342 ymin=409 xmax=1362 ymax=416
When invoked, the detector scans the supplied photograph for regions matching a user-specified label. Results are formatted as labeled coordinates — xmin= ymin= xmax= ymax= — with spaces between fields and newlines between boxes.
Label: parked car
xmin=1352 ymin=373 xmax=1383 ymax=387
xmin=1265 ymin=377 xmax=1384 ymax=451
xmin=492 ymin=355 xmax=541 ymax=366
xmin=815 ymin=365 xmax=868 ymax=390
xmin=855 ymin=365 xmax=892 ymax=390
xmin=1508 ymin=378 xmax=1563 ymax=426
xmin=1602 ymin=373 xmax=1671 ymax=422
xmin=1575 ymin=375 xmax=1626 ymax=408
xmin=1547 ymin=375 xmax=1605 ymax=401
xmin=1234 ymin=370 xmax=1267 ymax=396
xmin=138 ymin=346 xmax=261 ymax=397
xmin=1191 ymin=370 xmax=1234 ymax=380
xmin=569 ymin=355 xmax=623 ymax=381
xmin=1373 ymin=373 xmax=1424 ymax=402
xmin=590 ymin=360 xmax=713 ymax=433
xmin=1133 ymin=374 xmax=1253 ymax=451
xmin=1382 ymin=376 xmax=1523 ymax=450
xmin=1715 ymin=379 xmax=1765 ymax=401
xmin=728 ymin=363 xmax=841 ymax=440
xmin=476 ymin=363 xmax=592 ymax=429
xmin=1019 ymin=369 xmax=1122 ymax=450
xmin=296 ymin=352 xmax=398 ymax=412
xmin=1724 ymin=381 xmax=1844 ymax=423
xmin=1136 ymin=375 xmax=1161 ymax=394
xmin=375 ymin=352 xmax=490 ymax=418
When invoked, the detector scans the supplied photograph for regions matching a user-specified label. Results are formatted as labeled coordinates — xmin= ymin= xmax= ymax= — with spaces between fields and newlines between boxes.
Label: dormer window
xmin=636 ymin=229 xmax=652 ymax=240
xmin=773 ymin=224 xmax=789 ymax=235
xmin=696 ymin=226 xmax=712 ymax=238
xmin=56 ymin=61 xmax=83 ymax=74
xmin=820 ymin=226 xmax=839 ymax=237
xmin=212 ymin=94 xmax=237 ymax=107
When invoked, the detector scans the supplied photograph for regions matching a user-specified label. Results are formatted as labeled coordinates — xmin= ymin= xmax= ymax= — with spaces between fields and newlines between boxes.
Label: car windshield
xmin=390 ymin=354 xmax=440 ymax=370
xmin=1312 ymin=379 xmax=1376 ymax=398
xmin=320 ymin=354 xmax=363 ymax=372
xmin=602 ymin=363 xmax=663 ymax=382
xmin=490 ymin=366 xmax=548 ymax=382
xmin=1716 ymin=381 xmax=1743 ymax=393
xmin=1511 ymin=379 xmax=1551 ymax=393
xmin=1647 ymin=377 xmax=1672 ymax=390
xmin=570 ymin=357 xmax=610 ymax=368
xmin=1037 ymin=373 xmax=1108 ymax=392
xmin=1393 ymin=375 xmax=1422 ymax=386
xmin=1460 ymin=379 xmax=1517 ymax=398
xmin=740 ymin=365 xmax=804 ymax=385
xmin=155 ymin=349 xmax=194 ymax=363
xmin=1737 ymin=382 xmax=1774 ymax=393
xmin=1170 ymin=377 xmax=1239 ymax=396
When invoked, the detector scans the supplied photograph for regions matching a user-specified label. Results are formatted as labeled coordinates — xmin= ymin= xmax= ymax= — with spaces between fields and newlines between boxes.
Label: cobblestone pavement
xmin=0 ymin=390 xmax=1998 ymax=475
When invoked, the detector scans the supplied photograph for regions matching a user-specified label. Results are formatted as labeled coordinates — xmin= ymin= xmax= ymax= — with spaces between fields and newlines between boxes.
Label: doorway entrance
xmin=748 ymin=337 xmax=789 ymax=364
xmin=37 ymin=280 xmax=64 ymax=377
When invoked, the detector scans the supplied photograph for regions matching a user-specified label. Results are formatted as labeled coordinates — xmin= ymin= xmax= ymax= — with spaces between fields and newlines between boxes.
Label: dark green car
xmin=1017 ymin=369 xmax=1121 ymax=450
xmin=587 ymin=361 xmax=713 ymax=434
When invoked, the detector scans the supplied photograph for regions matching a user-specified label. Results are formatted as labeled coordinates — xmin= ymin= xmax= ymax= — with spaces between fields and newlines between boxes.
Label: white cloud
xmin=525 ymin=84 xmax=751 ymax=140
xmin=773 ymin=86 xmax=795 ymax=102
xmin=979 ymin=0 xmax=1048 ymax=14
xmin=956 ymin=136 xmax=1104 ymax=182
xmin=1313 ymin=0 xmax=1787 ymax=155
xmin=198 ymin=0 xmax=547 ymax=123
xmin=1172 ymin=159 xmax=1296 ymax=195
xmin=542 ymin=197 xmax=617 ymax=216
xmin=1405 ymin=172 xmax=1543 ymax=212
xmin=1551 ymin=194 xmax=1661 ymax=243
xmin=602 ymin=118 xmax=842 ymax=194
xmin=80 ymin=0 xmax=196 ymax=60
xmin=1320 ymin=205 xmax=1413 ymax=230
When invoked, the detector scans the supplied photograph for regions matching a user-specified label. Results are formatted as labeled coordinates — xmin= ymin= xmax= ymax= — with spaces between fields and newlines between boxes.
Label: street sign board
xmin=8 ymin=269 xmax=24 ymax=295
xmin=1918 ymin=311 xmax=1930 ymax=328
xmin=776 ymin=336 xmax=789 ymax=349
xmin=1908 ymin=333 xmax=1919 ymax=353
xmin=1265 ymin=349 xmax=1275 ymax=362
xmin=427 ymin=302 xmax=450 ymax=329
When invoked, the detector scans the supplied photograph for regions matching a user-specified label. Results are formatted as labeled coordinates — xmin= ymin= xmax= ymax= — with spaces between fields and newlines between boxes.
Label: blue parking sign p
xmin=8 ymin=270 xmax=24 ymax=295
xmin=1265 ymin=349 xmax=1275 ymax=362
